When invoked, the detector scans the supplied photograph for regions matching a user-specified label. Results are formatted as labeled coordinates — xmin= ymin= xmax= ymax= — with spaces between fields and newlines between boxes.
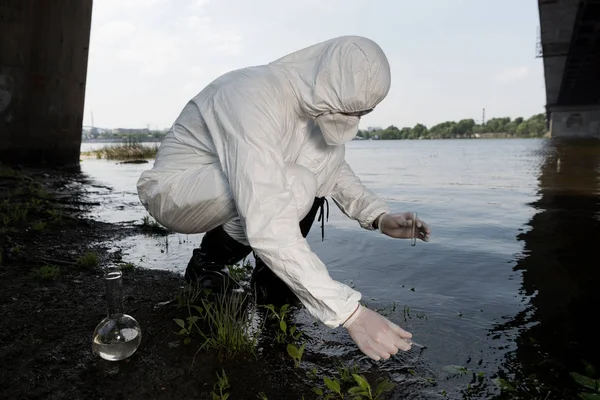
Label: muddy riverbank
xmin=0 ymin=166 xmax=406 ymax=400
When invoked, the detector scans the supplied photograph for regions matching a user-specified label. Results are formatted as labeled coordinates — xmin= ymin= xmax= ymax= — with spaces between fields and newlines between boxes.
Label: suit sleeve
xmin=330 ymin=161 xmax=390 ymax=230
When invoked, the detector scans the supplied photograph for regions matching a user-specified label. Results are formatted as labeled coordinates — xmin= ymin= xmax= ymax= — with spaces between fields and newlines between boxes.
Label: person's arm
xmin=205 ymin=86 xmax=361 ymax=328
xmin=330 ymin=160 xmax=389 ymax=230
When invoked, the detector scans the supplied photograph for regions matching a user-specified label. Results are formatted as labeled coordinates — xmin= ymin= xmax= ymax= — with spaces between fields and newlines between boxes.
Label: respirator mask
xmin=315 ymin=113 xmax=360 ymax=146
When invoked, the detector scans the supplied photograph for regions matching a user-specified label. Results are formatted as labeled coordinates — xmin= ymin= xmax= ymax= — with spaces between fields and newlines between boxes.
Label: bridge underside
xmin=540 ymin=0 xmax=600 ymax=138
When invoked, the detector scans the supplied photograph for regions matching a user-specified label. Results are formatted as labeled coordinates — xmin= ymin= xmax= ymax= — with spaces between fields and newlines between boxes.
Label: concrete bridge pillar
xmin=549 ymin=106 xmax=600 ymax=138
xmin=0 ymin=0 xmax=93 ymax=167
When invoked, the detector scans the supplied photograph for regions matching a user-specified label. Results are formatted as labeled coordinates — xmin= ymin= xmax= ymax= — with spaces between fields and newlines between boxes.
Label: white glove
xmin=377 ymin=212 xmax=430 ymax=241
xmin=343 ymin=305 xmax=413 ymax=360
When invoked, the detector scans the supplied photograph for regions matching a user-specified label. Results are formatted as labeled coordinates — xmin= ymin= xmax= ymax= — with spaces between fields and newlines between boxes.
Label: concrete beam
xmin=0 ymin=0 xmax=93 ymax=167
xmin=547 ymin=104 xmax=600 ymax=112
xmin=556 ymin=0 xmax=600 ymax=105
xmin=549 ymin=106 xmax=600 ymax=137
xmin=538 ymin=0 xmax=580 ymax=106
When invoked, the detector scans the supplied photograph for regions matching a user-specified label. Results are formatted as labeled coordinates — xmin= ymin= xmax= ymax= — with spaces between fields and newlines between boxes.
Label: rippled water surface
xmin=80 ymin=138 xmax=600 ymax=399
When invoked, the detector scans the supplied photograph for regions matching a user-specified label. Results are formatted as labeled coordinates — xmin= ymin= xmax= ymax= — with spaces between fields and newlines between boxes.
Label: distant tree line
xmin=86 ymin=113 xmax=548 ymax=143
xmin=358 ymin=113 xmax=548 ymax=140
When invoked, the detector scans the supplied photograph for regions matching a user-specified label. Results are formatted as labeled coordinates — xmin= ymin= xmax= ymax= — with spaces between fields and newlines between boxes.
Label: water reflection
xmin=491 ymin=138 xmax=600 ymax=400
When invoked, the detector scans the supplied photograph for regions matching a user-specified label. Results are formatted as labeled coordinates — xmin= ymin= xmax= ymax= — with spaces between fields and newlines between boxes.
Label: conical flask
xmin=92 ymin=270 xmax=142 ymax=361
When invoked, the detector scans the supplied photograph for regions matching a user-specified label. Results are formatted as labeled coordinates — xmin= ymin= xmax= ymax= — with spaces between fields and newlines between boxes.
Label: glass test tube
xmin=411 ymin=212 xmax=418 ymax=246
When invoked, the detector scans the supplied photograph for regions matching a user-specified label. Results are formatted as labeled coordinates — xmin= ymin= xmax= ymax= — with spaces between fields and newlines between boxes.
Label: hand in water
xmin=377 ymin=212 xmax=431 ymax=242
xmin=343 ymin=305 xmax=413 ymax=361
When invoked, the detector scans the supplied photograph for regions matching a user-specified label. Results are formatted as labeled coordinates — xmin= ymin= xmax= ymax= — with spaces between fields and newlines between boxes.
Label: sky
xmin=83 ymin=0 xmax=546 ymax=131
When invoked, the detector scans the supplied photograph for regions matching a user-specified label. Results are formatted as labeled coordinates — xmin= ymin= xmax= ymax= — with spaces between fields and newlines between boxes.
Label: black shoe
xmin=184 ymin=251 xmax=238 ymax=293
xmin=184 ymin=225 xmax=252 ymax=294
xmin=251 ymin=256 xmax=300 ymax=307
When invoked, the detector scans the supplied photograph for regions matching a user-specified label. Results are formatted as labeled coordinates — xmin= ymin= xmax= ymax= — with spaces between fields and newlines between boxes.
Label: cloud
xmin=87 ymin=0 xmax=244 ymax=82
xmin=90 ymin=0 xmax=243 ymax=61
xmin=494 ymin=66 xmax=530 ymax=84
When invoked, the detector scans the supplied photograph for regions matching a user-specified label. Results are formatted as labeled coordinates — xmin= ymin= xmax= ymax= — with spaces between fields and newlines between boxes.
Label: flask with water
xmin=92 ymin=270 xmax=142 ymax=361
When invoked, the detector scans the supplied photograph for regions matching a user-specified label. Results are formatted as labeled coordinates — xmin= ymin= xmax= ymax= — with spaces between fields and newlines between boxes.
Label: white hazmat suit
xmin=137 ymin=36 xmax=428 ymax=360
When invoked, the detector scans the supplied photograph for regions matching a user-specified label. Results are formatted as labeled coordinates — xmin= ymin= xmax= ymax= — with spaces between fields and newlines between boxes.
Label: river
xmin=79 ymin=138 xmax=600 ymax=399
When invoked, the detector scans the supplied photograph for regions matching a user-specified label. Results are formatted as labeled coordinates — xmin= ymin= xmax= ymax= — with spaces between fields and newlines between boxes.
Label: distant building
xmin=114 ymin=128 xmax=150 ymax=135
xmin=366 ymin=126 xmax=382 ymax=132
xmin=81 ymin=126 xmax=110 ymax=139
xmin=81 ymin=126 xmax=169 ymax=142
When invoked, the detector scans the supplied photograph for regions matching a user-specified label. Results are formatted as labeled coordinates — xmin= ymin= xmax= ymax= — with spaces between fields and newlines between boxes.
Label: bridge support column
xmin=549 ymin=106 xmax=600 ymax=138
xmin=0 ymin=0 xmax=93 ymax=167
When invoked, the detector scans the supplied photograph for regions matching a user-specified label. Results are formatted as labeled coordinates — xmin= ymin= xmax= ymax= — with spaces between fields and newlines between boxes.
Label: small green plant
xmin=286 ymin=342 xmax=305 ymax=368
xmin=348 ymin=374 xmax=394 ymax=400
xmin=10 ymin=203 xmax=29 ymax=223
xmin=0 ymin=165 xmax=21 ymax=178
xmin=324 ymin=376 xmax=345 ymax=399
xmin=263 ymin=303 xmax=291 ymax=343
xmin=175 ymin=283 xmax=208 ymax=307
xmin=174 ymin=314 xmax=200 ymax=345
xmin=262 ymin=303 xmax=302 ymax=344
xmin=175 ymin=283 xmax=265 ymax=364
xmin=118 ymin=262 xmax=136 ymax=272
xmin=141 ymin=215 xmax=169 ymax=235
xmin=313 ymin=375 xmax=346 ymax=399
xmin=199 ymin=292 xmax=262 ymax=357
xmin=227 ymin=258 xmax=253 ymax=284
xmin=403 ymin=305 xmax=412 ymax=322
xmin=30 ymin=184 xmax=49 ymax=199
xmin=32 ymin=265 xmax=60 ymax=280
xmin=30 ymin=220 xmax=46 ymax=231
xmin=76 ymin=251 xmax=99 ymax=269
xmin=30 ymin=197 xmax=44 ymax=208
xmin=442 ymin=365 xmax=469 ymax=377
xmin=211 ymin=369 xmax=230 ymax=400
xmin=256 ymin=393 xmax=268 ymax=400
xmin=415 ymin=311 xmax=428 ymax=320
xmin=570 ymin=371 xmax=600 ymax=399
xmin=336 ymin=362 xmax=360 ymax=385
xmin=46 ymin=209 xmax=64 ymax=224
xmin=459 ymin=369 xmax=488 ymax=398
xmin=315 ymin=373 xmax=394 ymax=400
xmin=491 ymin=378 xmax=515 ymax=392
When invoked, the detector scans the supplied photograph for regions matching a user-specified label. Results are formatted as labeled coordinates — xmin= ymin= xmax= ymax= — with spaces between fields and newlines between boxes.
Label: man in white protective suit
xmin=136 ymin=35 xmax=431 ymax=361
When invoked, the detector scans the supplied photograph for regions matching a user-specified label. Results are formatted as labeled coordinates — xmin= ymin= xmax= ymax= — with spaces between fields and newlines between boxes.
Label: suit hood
xmin=269 ymin=35 xmax=391 ymax=119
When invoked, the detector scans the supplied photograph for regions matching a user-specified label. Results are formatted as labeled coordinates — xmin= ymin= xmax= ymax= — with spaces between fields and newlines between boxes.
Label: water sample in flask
xmin=92 ymin=270 xmax=142 ymax=361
